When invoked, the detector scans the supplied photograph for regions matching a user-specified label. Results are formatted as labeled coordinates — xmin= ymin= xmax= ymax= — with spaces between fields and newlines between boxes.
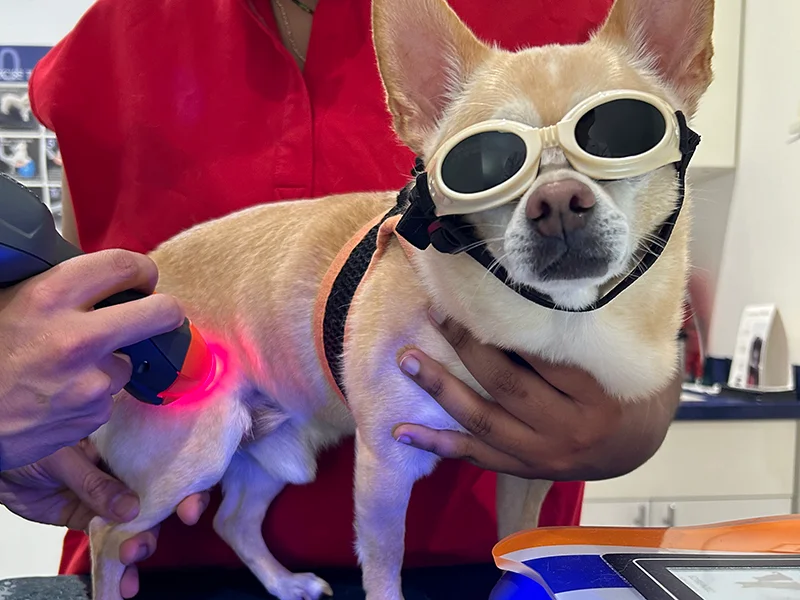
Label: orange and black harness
xmin=313 ymin=188 xmax=411 ymax=403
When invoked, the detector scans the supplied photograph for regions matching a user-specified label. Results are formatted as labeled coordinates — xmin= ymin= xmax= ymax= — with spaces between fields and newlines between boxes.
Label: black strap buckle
xmin=428 ymin=219 xmax=475 ymax=254
xmin=395 ymin=172 xmax=437 ymax=251
xmin=395 ymin=171 xmax=478 ymax=255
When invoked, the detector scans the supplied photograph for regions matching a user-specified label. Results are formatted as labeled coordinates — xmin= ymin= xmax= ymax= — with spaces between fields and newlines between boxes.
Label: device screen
xmin=667 ymin=566 xmax=800 ymax=600
xmin=603 ymin=554 xmax=800 ymax=600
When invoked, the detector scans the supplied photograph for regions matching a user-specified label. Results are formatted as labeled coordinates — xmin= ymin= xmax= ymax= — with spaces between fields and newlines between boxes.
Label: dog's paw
xmin=270 ymin=572 xmax=333 ymax=600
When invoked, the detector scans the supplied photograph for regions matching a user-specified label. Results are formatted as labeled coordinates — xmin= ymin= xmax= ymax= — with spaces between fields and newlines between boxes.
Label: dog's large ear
xmin=595 ymin=0 xmax=715 ymax=115
xmin=372 ymin=0 xmax=491 ymax=155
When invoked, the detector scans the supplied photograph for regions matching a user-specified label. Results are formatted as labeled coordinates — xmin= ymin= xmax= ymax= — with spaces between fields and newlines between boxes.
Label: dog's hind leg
xmin=89 ymin=506 xmax=176 ymax=600
xmin=88 ymin=387 xmax=251 ymax=600
xmin=89 ymin=463 xmax=240 ymax=600
xmin=213 ymin=420 xmax=335 ymax=600
xmin=89 ymin=469 xmax=245 ymax=600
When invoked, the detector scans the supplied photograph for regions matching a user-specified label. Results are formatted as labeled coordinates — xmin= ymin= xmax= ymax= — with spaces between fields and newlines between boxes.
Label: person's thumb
xmin=46 ymin=446 xmax=140 ymax=522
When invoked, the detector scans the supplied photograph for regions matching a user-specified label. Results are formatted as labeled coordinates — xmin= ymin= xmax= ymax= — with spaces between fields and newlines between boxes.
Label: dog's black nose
xmin=526 ymin=179 xmax=596 ymax=238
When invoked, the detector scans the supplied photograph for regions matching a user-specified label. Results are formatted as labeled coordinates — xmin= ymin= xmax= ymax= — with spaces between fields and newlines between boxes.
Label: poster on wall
xmin=0 ymin=45 xmax=61 ymax=231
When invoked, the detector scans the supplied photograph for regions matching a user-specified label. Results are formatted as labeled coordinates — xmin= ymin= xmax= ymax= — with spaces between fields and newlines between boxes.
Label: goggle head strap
xmin=396 ymin=169 xmax=477 ymax=255
xmin=395 ymin=111 xmax=701 ymax=312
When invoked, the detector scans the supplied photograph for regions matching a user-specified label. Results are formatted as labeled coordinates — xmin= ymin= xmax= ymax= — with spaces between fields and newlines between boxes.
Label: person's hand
xmin=392 ymin=309 xmax=682 ymax=481
xmin=0 ymin=250 xmax=185 ymax=471
xmin=0 ymin=440 xmax=210 ymax=599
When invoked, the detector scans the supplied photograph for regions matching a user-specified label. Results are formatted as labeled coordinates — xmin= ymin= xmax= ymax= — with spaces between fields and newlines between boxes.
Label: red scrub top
xmin=29 ymin=0 xmax=612 ymax=576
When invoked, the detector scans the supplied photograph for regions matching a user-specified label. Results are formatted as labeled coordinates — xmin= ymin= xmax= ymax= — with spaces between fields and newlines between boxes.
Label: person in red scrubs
xmin=0 ymin=0 xmax=682 ymax=597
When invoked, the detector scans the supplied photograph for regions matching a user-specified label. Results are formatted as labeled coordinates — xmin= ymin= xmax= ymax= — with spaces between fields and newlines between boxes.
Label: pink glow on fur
xmin=168 ymin=340 xmax=231 ymax=406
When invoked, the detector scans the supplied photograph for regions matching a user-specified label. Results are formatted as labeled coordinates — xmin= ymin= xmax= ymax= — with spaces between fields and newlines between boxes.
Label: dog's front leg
xmin=496 ymin=475 xmax=553 ymax=540
xmin=353 ymin=428 xmax=439 ymax=600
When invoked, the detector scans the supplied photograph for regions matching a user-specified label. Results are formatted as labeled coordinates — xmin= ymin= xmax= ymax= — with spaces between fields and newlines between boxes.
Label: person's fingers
xmin=427 ymin=308 xmax=494 ymax=369
xmin=176 ymin=492 xmax=211 ymax=526
xmin=392 ymin=424 xmax=534 ymax=476
xmin=397 ymin=348 xmax=536 ymax=452
xmin=515 ymin=350 xmax=599 ymax=402
xmin=77 ymin=438 xmax=102 ymax=464
xmin=120 ymin=564 xmax=140 ymax=600
xmin=428 ymin=309 xmax=557 ymax=417
xmin=97 ymin=353 xmax=133 ymax=395
xmin=41 ymin=250 xmax=160 ymax=310
xmin=62 ymin=377 xmax=113 ymax=437
xmin=119 ymin=526 xmax=160 ymax=566
xmin=46 ymin=447 xmax=140 ymax=523
xmin=62 ymin=494 xmax=98 ymax=531
xmin=86 ymin=293 xmax=186 ymax=356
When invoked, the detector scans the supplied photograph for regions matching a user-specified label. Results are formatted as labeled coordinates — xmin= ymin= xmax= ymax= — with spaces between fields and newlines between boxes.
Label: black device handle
xmin=0 ymin=175 xmax=156 ymax=304
xmin=0 ymin=173 xmax=189 ymax=405
xmin=0 ymin=176 xmax=81 ymax=285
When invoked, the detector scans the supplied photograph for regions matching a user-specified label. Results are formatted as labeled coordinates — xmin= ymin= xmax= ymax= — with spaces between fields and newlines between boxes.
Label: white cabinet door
xmin=581 ymin=501 xmax=649 ymax=528
xmin=649 ymin=498 xmax=793 ymax=528
xmin=584 ymin=421 xmax=797 ymax=502
xmin=689 ymin=0 xmax=744 ymax=177
xmin=0 ymin=505 xmax=66 ymax=581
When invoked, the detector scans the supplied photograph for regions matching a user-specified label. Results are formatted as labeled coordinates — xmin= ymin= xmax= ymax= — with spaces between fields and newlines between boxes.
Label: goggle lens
xmin=575 ymin=98 xmax=667 ymax=158
xmin=441 ymin=131 xmax=527 ymax=194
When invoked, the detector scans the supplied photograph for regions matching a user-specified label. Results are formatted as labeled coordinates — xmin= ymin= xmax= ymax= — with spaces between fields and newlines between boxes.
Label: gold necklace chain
xmin=274 ymin=0 xmax=306 ymax=64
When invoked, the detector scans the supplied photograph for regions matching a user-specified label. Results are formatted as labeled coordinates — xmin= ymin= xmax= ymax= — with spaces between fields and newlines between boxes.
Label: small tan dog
xmin=88 ymin=0 xmax=714 ymax=598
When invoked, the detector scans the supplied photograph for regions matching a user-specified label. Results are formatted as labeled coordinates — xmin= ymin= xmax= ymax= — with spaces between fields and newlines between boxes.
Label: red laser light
xmin=157 ymin=325 xmax=230 ymax=405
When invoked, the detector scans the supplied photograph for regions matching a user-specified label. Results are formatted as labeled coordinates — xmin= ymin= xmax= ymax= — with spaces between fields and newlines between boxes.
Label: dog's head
xmin=373 ymin=0 xmax=714 ymax=309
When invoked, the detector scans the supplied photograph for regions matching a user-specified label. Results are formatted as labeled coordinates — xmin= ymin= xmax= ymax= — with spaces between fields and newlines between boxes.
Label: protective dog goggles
xmin=427 ymin=89 xmax=683 ymax=216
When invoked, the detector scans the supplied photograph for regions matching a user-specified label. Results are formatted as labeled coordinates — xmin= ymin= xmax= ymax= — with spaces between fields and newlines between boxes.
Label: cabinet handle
xmin=634 ymin=504 xmax=647 ymax=527
xmin=662 ymin=504 xmax=677 ymax=527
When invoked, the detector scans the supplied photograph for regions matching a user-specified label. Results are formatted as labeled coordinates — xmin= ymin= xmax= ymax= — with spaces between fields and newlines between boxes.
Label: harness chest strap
xmin=313 ymin=199 xmax=416 ymax=405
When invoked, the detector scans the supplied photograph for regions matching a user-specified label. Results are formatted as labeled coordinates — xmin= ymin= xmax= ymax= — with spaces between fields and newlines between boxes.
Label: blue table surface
xmin=676 ymin=392 xmax=800 ymax=421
